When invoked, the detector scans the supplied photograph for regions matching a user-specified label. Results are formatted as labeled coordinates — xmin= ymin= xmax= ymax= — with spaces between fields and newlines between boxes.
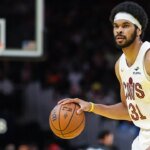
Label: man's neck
xmin=122 ymin=39 xmax=143 ymax=67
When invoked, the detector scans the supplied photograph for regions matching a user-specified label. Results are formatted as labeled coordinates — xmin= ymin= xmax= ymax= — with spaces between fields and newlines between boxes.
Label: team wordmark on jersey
xmin=123 ymin=77 xmax=145 ymax=100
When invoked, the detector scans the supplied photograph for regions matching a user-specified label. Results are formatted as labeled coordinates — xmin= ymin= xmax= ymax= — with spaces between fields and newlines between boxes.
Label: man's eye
xmin=123 ymin=25 xmax=129 ymax=28
xmin=113 ymin=25 xmax=118 ymax=28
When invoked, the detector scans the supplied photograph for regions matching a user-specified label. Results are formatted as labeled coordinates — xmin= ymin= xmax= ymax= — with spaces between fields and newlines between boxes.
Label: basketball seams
xmin=50 ymin=102 xmax=85 ymax=139
xmin=59 ymin=104 xmax=64 ymax=138
xmin=62 ymin=114 xmax=85 ymax=136
xmin=51 ymin=104 xmax=79 ymax=132
xmin=60 ymin=103 xmax=76 ymax=131
xmin=49 ymin=106 xmax=60 ymax=131
xmin=50 ymin=117 xmax=60 ymax=131
xmin=51 ymin=114 xmax=85 ymax=139
xmin=50 ymin=112 xmax=85 ymax=133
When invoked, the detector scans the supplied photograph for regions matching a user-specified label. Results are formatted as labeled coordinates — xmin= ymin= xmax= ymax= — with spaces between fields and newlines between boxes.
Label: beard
xmin=114 ymin=29 xmax=137 ymax=49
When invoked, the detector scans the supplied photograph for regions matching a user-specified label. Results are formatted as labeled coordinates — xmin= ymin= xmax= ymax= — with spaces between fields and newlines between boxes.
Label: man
xmin=58 ymin=2 xmax=150 ymax=150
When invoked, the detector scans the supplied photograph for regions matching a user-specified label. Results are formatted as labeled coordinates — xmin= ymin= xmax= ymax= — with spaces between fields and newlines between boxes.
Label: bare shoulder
xmin=144 ymin=49 xmax=150 ymax=75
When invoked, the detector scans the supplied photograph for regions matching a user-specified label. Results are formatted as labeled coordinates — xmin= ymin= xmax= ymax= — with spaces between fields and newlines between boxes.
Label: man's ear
xmin=137 ymin=28 xmax=142 ymax=37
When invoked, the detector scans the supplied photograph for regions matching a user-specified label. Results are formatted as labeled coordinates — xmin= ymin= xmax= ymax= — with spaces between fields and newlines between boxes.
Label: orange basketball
xmin=49 ymin=102 xmax=85 ymax=139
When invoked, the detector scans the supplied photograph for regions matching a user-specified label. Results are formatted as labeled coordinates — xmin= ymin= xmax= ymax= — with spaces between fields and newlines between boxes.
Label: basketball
xmin=49 ymin=102 xmax=85 ymax=139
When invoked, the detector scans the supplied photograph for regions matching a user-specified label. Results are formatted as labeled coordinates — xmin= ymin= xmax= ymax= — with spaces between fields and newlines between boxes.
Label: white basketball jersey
xmin=119 ymin=41 xmax=150 ymax=129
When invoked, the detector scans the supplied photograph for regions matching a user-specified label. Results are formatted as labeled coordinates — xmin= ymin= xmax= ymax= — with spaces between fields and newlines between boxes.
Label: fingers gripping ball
xmin=49 ymin=103 xmax=85 ymax=139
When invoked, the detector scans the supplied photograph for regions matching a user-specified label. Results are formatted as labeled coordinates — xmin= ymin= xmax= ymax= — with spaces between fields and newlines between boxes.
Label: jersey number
xmin=129 ymin=103 xmax=146 ymax=121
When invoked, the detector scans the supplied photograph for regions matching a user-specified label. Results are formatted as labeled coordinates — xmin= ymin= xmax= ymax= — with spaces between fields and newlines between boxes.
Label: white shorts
xmin=132 ymin=129 xmax=150 ymax=150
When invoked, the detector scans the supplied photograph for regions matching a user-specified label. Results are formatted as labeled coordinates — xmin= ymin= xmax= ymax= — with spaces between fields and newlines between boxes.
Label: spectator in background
xmin=17 ymin=144 xmax=30 ymax=150
xmin=5 ymin=143 xmax=16 ymax=150
xmin=86 ymin=130 xmax=118 ymax=150
xmin=47 ymin=143 xmax=62 ymax=150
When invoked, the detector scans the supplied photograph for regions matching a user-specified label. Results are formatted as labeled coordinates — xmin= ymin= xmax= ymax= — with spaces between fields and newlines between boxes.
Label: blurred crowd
xmin=0 ymin=0 xmax=150 ymax=150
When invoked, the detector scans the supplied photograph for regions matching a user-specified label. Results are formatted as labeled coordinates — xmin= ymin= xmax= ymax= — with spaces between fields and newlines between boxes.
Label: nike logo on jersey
xmin=134 ymin=66 xmax=139 ymax=71
xmin=133 ymin=66 xmax=141 ymax=75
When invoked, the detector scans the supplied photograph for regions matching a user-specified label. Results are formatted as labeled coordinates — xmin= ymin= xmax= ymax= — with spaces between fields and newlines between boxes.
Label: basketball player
xmin=58 ymin=2 xmax=150 ymax=150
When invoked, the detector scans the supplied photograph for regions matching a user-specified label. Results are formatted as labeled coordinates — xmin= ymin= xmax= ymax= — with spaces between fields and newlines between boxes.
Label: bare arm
xmin=92 ymin=103 xmax=129 ymax=120
xmin=92 ymin=59 xmax=131 ymax=121
xmin=58 ymin=59 xmax=131 ymax=121
xmin=144 ymin=49 xmax=150 ymax=76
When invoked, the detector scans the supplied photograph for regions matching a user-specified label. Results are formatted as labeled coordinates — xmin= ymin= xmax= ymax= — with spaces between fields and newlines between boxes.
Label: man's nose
xmin=116 ymin=27 xmax=123 ymax=34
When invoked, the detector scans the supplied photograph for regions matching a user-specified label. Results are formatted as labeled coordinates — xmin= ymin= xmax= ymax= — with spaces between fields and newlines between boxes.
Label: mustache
xmin=115 ymin=34 xmax=126 ymax=39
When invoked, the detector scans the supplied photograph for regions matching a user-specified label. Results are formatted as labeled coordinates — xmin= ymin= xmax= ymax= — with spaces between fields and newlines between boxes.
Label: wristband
xmin=89 ymin=102 xmax=94 ymax=112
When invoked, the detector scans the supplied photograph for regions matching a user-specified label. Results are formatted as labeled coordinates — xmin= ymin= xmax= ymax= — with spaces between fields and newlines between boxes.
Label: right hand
xmin=58 ymin=98 xmax=92 ymax=114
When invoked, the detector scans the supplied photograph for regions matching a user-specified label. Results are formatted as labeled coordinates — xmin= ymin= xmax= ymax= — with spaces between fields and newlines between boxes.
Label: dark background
xmin=0 ymin=0 xmax=149 ymax=150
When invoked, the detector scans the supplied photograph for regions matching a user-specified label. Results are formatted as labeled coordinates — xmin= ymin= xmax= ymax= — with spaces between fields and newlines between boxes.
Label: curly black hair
xmin=109 ymin=1 xmax=148 ymax=39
